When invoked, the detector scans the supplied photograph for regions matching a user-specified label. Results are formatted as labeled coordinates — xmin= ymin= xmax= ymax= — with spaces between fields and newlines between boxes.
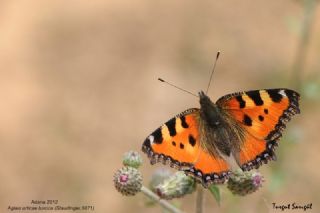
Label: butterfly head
xmin=198 ymin=91 xmax=221 ymax=127
xmin=199 ymin=91 xmax=213 ymax=106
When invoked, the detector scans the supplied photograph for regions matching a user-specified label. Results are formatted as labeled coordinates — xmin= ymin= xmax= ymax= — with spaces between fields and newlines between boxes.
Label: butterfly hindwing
xmin=184 ymin=148 xmax=231 ymax=185
xmin=142 ymin=108 xmax=230 ymax=186
xmin=216 ymin=88 xmax=300 ymax=170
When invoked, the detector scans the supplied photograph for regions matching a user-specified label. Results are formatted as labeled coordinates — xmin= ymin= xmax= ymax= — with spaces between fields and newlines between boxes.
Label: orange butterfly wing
xmin=216 ymin=89 xmax=300 ymax=170
xmin=142 ymin=109 xmax=230 ymax=186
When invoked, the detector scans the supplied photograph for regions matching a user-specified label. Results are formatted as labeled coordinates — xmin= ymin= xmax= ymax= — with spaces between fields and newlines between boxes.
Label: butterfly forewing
xmin=216 ymin=88 xmax=300 ymax=170
xmin=142 ymin=108 xmax=231 ymax=186
xmin=142 ymin=109 xmax=200 ymax=167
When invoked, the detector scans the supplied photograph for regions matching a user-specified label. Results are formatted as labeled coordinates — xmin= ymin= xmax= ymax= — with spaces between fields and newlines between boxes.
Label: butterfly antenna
xmin=206 ymin=51 xmax=221 ymax=94
xmin=158 ymin=78 xmax=198 ymax=97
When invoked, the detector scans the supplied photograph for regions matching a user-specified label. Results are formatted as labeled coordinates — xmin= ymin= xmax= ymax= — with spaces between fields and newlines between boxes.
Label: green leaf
xmin=208 ymin=185 xmax=221 ymax=206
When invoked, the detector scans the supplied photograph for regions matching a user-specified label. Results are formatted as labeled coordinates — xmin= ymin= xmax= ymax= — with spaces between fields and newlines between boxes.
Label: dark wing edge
xmin=265 ymin=89 xmax=300 ymax=141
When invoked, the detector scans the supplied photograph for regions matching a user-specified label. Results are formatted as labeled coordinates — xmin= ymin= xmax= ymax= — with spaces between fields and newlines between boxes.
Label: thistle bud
xmin=122 ymin=151 xmax=143 ymax=169
xmin=114 ymin=167 xmax=142 ymax=196
xmin=227 ymin=170 xmax=264 ymax=196
xmin=156 ymin=171 xmax=196 ymax=200
xmin=149 ymin=168 xmax=172 ymax=192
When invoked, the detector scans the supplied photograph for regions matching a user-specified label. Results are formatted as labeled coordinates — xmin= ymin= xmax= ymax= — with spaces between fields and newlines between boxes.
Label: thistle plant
xmin=113 ymin=151 xmax=264 ymax=213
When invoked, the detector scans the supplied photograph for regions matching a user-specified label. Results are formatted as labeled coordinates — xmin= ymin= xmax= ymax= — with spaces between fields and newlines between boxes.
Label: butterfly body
xmin=198 ymin=91 xmax=243 ymax=160
xmin=142 ymin=88 xmax=300 ymax=187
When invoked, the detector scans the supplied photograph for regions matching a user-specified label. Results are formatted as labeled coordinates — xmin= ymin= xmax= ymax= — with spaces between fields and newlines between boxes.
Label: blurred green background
xmin=0 ymin=0 xmax=319 ymax=212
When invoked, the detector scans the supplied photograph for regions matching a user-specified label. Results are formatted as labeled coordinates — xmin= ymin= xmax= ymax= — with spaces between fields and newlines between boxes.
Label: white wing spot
xmin=279 ymin=90 xmax=287 ymax=97
xmin=148 ymin=135 xmax=154 ymax=144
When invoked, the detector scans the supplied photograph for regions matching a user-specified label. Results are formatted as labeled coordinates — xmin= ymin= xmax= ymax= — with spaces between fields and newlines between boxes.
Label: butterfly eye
xmin=214 ymin=121 xmax=220 ymax=126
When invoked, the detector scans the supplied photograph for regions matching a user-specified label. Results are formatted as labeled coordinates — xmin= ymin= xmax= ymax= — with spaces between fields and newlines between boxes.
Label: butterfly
xmin=142 ymin=88 xmax=300 ymax=187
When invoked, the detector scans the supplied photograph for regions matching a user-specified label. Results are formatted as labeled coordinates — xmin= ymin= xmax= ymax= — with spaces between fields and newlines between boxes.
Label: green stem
xmin=292 ymin=0 xmax=317 ymax=90
xmin=195 ymin=187 xmax=204 ymax=213
xmin=141 ymin=186 xmax=184 ymax=213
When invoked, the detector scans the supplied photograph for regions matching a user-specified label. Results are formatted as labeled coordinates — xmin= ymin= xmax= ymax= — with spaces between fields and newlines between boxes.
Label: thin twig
xmin=141 ymin=186 xmax=185 ymax=213
xmin=195 ymin=187 xmax=204 ymax=213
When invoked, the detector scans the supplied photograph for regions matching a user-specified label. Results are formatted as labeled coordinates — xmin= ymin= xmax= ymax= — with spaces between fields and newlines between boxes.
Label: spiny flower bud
xmin=156 ymin=171 xmax=196 ymax=200
xmin=114 ymin=167 xmax=142 ymax=196
xmin=122 ymin=151 xmax=143 ymax=169
xmin=149 ymin=168 xmax=172 ymax=192
xmin=227 ymin=170 xmax=264 ymax=196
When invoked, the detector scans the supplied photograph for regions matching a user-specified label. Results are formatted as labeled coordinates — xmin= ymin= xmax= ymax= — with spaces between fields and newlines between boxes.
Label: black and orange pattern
xmin=217 ymin=89 xmax=300 ymax=170
xmin=142 ymin=109 xmax=231 ymax=185
xmin=142 ymin=88 xmax=300 ymax=187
